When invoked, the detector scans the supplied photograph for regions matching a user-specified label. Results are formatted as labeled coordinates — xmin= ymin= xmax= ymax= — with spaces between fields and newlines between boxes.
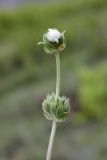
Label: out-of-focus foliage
xmin=0 ymin=0 xmax=107 ymax=159
xmin=0 ymin=0 xmax=107 ymax=120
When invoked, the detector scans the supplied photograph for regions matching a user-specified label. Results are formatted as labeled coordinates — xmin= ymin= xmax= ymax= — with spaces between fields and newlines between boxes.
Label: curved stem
xmin=46 ymin=52 xmax=61 ymax=160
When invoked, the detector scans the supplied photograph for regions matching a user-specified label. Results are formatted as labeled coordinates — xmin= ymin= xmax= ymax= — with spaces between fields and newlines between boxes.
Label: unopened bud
xmin=38 ymin=28 xmax=66 ymax=54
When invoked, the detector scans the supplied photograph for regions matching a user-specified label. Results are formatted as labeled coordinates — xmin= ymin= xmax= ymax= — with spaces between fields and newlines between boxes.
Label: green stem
xmin=46 ymin=120 xmax=57 ymax=160
xmin=55 ymin=53 xmax=60 ymax=99
xmin=46 ymin=52 xmax=61 ymax=160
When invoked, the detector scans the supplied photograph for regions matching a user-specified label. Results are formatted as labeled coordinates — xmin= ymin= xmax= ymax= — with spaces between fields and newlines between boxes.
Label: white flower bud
xmin=37 ymin=28 xmax=66 ymax=54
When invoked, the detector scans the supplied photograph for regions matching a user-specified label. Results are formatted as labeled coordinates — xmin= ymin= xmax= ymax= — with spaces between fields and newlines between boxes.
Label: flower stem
xmin=46 ymin=120 xmax=57 ymax=160
xmin=46 ymin=52 xmax=60 ymax=160
xmin=55 ymin=52 xmax=60 ymax=99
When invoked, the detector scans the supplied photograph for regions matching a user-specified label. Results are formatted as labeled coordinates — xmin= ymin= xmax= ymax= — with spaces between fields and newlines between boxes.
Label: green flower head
xmin=42 ymin=93 xmax=70 ymax=122
xmin=37 ymin=28 xmax=66 ymax=54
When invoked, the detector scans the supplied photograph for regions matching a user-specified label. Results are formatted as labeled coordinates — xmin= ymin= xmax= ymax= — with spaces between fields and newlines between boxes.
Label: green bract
xmin=42 ymin=93 xmax=70 ymax=122
xmin=38 ymin=29 xmax=66 ymax=54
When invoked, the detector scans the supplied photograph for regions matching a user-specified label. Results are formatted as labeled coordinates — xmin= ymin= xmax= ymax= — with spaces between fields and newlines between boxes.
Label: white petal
xmin=46 ymin=28 xmax=61 ymax=43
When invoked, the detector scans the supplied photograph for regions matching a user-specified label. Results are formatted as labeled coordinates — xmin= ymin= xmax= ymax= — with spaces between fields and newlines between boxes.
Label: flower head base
xmin=42 ymin=93 xmax=70 ymax=122
xmin=38 ymin=28 xmax=66 ymax=54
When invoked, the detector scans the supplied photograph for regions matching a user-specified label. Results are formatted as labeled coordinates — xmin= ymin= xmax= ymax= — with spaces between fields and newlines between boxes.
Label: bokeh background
xmin=0 ymin=0 xmax=107 ymax=159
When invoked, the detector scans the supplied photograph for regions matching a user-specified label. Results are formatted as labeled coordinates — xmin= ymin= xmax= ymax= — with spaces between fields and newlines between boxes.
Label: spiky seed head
xmin=42 ymin=93 xmax=70 ymax=122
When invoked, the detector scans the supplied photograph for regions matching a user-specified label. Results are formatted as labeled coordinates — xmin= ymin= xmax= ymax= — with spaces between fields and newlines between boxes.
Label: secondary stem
xmin=46 ymin=52 xmax=60 ymax=160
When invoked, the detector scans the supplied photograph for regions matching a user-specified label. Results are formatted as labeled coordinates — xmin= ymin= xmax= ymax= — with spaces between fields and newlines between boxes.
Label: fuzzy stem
xmin=46 ymin=53 xmax=60 ymax=160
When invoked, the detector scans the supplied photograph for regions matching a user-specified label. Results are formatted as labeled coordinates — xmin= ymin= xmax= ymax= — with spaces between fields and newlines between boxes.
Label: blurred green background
xmin=0 ymin=0 xmax=107 ymax=159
